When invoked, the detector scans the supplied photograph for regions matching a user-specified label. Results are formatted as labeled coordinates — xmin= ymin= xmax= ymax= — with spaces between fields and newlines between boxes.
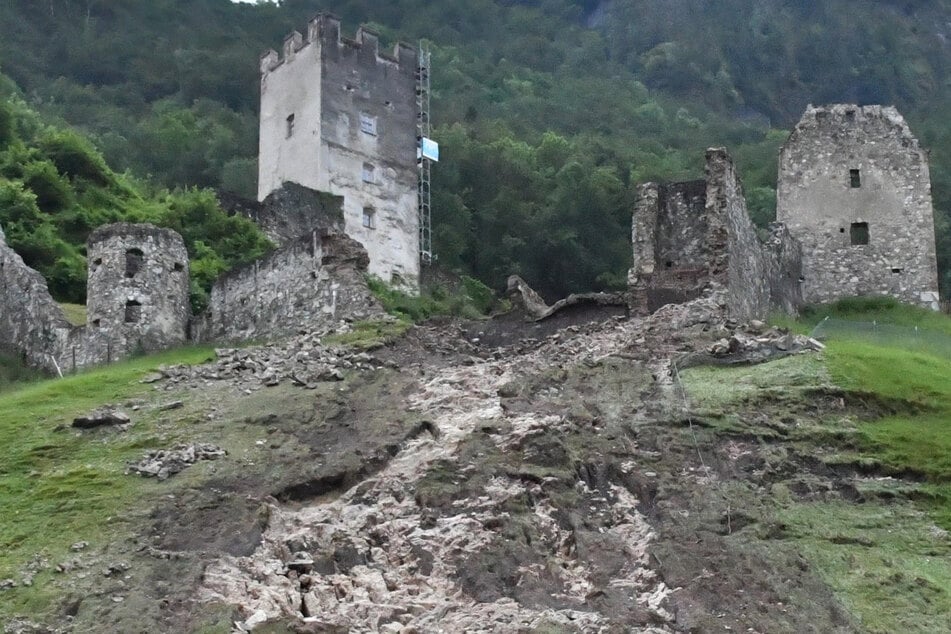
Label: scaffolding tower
xmin=416 ymin=40 xmax=433 ymax=264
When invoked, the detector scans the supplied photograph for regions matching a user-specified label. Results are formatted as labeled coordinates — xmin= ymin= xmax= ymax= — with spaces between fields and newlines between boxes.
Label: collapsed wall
xmin=218 ymin=183 xmax=344 ymax=247
xmin=0 ymin=224 xmax=74 ymax=372
xmin=204 ymin=229 xmax=383 ymax=343
xmin=629 ymin=148 xmax=802 ymax=321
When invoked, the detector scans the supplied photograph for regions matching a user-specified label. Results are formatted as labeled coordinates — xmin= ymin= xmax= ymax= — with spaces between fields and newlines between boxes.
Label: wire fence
xmin=810 ymin=318 xmax=951 ymax=358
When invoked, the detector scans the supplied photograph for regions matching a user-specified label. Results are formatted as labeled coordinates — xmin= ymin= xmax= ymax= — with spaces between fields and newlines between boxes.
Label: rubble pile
xmin=200 ymin=298 xmax=745 ymax=632
xmin=127 ymin=443 xmax=226 ymax=480
xmin=155 ymin=322 xmax=389 ymax=392
xmin=702 ymin=319 xmax=825 ymax=365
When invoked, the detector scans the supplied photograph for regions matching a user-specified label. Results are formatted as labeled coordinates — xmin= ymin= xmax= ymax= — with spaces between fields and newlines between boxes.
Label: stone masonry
xmin=629 ymin=148 xmax=803 ymax=321
xmin=0 ymin=223 xmax=74 ymax=372
xmin=258 ymin=15 xmax=420 ymax=288
xmin=218 ymin=183 xmax=344 ymax=247
xmin=205 ymin=229 xmax=382 ymax=343
xmin=86 ymin=223 xmax=191 ymax=355
xmin=777 ymin=104 xmax=941 ymax=309
xmin=0 ymin=223 xmax=191 ymax=373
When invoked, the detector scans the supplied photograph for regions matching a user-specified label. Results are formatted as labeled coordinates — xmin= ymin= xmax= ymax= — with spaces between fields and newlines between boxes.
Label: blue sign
xmin=421 ymin=137 xmax=439 ymax=162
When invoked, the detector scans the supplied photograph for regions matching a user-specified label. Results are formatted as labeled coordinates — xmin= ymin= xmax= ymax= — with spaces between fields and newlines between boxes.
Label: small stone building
xmin=629 ymin=148 xmax=802 ymax=321
xmin=86 ymin=223 xmax=191 ymax=353
xmin=777 ymin=105 xmax=941 ymax=309
xmin=258 ymin=14 xmax=420 ymax=288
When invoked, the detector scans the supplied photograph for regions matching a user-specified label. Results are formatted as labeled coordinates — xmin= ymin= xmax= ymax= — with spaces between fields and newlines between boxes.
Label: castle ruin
xmin=629 ymin=148 xmax=802 ymax=321
xmin=258 ymin=14 xmax=420 ymax=289
xmin=0 ymin=223 xmax=192 ymax=373
xmin=777 ymin=105 xmax=941 ymax=310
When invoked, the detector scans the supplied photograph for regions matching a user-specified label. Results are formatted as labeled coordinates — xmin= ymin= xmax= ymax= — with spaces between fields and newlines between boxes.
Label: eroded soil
xmin=5 ymin=298 xmax=948 ymax=633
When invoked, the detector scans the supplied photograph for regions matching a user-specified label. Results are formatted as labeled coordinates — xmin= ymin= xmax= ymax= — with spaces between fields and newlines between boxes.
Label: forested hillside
xmin=0 ymin=0 xmax=948 ymax=299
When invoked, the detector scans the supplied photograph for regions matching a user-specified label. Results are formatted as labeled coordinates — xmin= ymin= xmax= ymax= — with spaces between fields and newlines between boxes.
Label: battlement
xmin=786 ymin=104 xmax=920 ymax=151
xmin=260 ymin=13 xmax=417 ymax=75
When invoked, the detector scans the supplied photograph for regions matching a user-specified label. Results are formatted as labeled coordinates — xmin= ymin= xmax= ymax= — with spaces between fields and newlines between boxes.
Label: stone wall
xmin=0 ymin=223 xmax=73 ymax=372
xmin=777 ymin=104 xmax=940 ymax=309
xmin=629 ymin=148 xmax=802 ymax=321
xmin=219 ymin=183 xmax=344 ymax=247
xmin=258 ymin=14 xmax=420 ymax=288
xmin=0 ymin=222 xmax=194 ymax=374
xmin=205 ymin=229 xmax=383 ymax=343
xmin=86 ymin=223 xmax=190 ymax=355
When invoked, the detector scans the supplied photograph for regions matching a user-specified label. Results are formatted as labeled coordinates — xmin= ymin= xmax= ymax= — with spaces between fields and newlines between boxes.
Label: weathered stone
xmin=204 ymin=230 xmax=383 ymax=344
xmin=258 ymin=17 xmax=420 ymax=288
xmin=73 ymin=408 xmax=131 ymax=429
xmin=778 ymin=104 xmax=941 ymax=310
xmin=127 ymin=443 xmax=226 ymax=480
xmin=629 ymin=149 xmax=802 ymax=322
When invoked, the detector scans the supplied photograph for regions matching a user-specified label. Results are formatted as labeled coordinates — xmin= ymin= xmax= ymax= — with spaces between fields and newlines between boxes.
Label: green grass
xmin=779 ymin=502 xmax=951 ymax=633
xmin=367 ymin=275 xmax=495 ymax=322
xmin=57 ymin=302 xmax=87 ymax=326
xmin=0 ymin=353 xmax=45 ymax=392
xmin=799 ymin=296 xmax=951 ymax=335
xmin=680 ymin=353 xmax=830 ymax=411
xmin=689 ymin=305 xmax=951 ymax=630
xmin=826 ymin=339 xmax=951 ymax=482
xmin=322 ymin=319 xmax=411 ymax=350
xmin=0 ymin=344 xmax=214 ymax=605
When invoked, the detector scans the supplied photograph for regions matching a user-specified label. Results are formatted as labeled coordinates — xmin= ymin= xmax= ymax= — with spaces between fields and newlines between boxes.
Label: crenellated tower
xmin=258 ymin=14 xmax=420 ymax=288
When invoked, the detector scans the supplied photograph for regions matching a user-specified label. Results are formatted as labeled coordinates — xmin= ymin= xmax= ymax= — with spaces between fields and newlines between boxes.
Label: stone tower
xmin=258 ymin=14 xmax=420 ymax=288
xmin=777 ymin=104 xmax=940 ymax=309
xmin=86 ymin=223 xmax=190 ymax=354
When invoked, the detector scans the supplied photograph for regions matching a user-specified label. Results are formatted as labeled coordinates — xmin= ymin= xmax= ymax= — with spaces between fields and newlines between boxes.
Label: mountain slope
xmin=2 ymin=0 xmax=948 ymax=298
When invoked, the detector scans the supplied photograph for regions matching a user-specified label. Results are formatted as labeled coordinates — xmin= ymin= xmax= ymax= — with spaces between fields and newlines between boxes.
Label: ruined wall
xmin=705 ymin=148 xmax=771 ymax=321
xmin=777 ymin=104 xmax=940 ymax=309
xmin=219 ymin=183 xmax=344 ymax=246
xmin=86 ymin=224 xmax=190 ymax=355
xmin=628 ymin=181 xmax=710 ymax=314
xmin=206 ymin=229 xmax=383 ymax=343
xmin=764 ymin=223 xmax=804 ymax=315
xmin=0 ymin=222 xmax=193 ymax=374
xmin=259 ymin=15 xmax=420 ymax=288
xmin=0 ymin=223 xmax=73 ymax=371
xmin=629 ymin=149 xmax=802 ymax=320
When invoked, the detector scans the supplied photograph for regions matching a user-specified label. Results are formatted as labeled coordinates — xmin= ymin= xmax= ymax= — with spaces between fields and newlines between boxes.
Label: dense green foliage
xmin=0 ymin=0 xmax=949 ymax=298
xmin=0 ymin=91 xmax=271 ymax=309
xmin=367 ymin=274 xmax=497 ymax=322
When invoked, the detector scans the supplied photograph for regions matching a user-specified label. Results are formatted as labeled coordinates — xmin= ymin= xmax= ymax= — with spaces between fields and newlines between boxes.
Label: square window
xmin=850 ymin=222 xmax=869 ymax=246
xmin=362 ymin=162 xmax=375 ymax=183
xmin=849 ymin=168 xmax=861 ymax=188
xmin=359 ymin=113 xmax=377 ymax=136
xmin=362 ymin=207 xmax=376 ymax=229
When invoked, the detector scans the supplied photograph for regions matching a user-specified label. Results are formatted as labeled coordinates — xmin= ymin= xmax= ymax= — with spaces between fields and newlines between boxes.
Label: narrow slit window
xmin=850 ymin=222 xmax=869 ymax=246
xmin=362 ymin=207 xmax=376 ymax=229
xmin=286 ymin=113 xmax=295 ymax=138
xmin=125 ymin=248 xmax=144 ymax=278
xmin=850 ymin=169 xmax=861 ymax=188
xmin=124 ymin=300 xmax=142 ymax=324
xmin=362 ymin=162 xmax=375 ymax=183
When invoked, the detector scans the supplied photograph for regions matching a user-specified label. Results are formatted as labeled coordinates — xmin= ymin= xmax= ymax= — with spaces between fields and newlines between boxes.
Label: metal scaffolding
xmin=416 ymin=40 xmax=433 ymax=264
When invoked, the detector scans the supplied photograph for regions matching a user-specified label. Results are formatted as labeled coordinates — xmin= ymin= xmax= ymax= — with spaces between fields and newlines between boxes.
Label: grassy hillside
xmin=681 ymin=304 xmax=951 ymax=632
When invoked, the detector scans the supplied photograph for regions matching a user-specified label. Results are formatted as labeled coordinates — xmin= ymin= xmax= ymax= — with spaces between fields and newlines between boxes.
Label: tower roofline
xmin=260 ymin=15 xmax=418 ymax=77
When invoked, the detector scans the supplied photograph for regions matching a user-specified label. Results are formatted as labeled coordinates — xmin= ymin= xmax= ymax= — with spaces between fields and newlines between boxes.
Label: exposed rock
xmin=506 ymin=274 xmax=551 ymax=320
xmin=72 ymin=408 xmax=131 ymax=429
xmin=126 ymin=444 xmax=226 ymax=480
